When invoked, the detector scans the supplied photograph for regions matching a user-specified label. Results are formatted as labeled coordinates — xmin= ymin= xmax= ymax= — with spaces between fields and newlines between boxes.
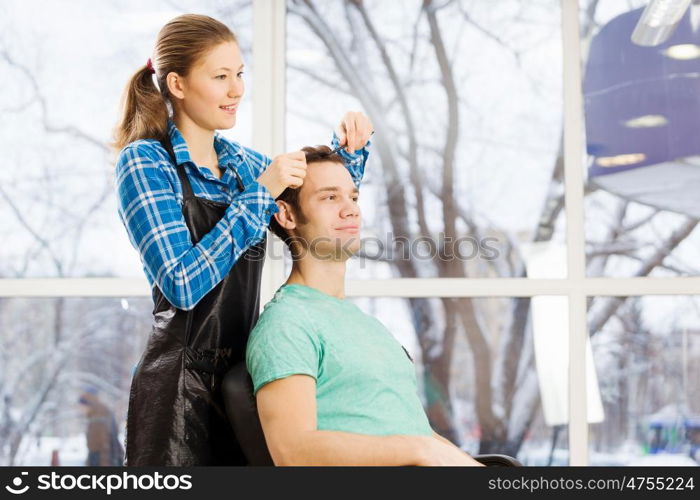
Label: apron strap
xmin=160 ymin=138 xmax=195 ymax=201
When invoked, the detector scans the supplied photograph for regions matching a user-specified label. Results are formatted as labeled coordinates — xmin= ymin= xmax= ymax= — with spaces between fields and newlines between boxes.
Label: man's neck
xmin=286 ymin=258 xmax=347 ymax=299
xmin=174 ymin=114 xmax=217 ymax=167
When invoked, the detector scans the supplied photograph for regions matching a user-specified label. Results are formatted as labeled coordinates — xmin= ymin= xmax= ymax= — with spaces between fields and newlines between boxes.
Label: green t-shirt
xmin=246 ymin=284 xmax=433 ymax=437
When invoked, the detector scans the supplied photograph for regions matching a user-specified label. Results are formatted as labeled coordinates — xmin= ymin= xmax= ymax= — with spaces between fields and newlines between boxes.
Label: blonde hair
xmin=112 ymin=14 xmax=237 ymax=151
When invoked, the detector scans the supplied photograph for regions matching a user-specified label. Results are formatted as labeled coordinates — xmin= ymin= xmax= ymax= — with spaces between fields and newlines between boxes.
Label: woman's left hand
xmin=336 ymin=111 xmax=373 ymax=153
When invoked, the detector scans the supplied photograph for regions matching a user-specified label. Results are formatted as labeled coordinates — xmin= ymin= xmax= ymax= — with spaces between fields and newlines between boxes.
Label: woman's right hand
xmin=415 ymin=436 xmax=485 ymax=466
xmin=257 ymin=151 xmax=307 ymax=199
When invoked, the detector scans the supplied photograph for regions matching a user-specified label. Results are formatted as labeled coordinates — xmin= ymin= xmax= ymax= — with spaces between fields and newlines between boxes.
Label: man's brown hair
xmin=268 ymin=145 xmax=345 ymax=248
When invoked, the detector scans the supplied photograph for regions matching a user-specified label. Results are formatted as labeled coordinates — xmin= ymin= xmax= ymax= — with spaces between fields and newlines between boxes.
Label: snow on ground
xmin=14 ymin=435 xmax=699 ymax=466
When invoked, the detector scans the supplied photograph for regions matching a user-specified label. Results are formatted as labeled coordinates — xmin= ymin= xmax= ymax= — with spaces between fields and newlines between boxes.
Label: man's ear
xmin=166 ymin=72 xmax=186 ymax=100
xmin=274 ymin=200 xmax=297 ymax=230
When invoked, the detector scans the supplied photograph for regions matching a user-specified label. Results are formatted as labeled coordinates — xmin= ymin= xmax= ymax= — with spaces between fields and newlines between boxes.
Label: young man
xmin=245 ymin=146 xmax=483 ymax=466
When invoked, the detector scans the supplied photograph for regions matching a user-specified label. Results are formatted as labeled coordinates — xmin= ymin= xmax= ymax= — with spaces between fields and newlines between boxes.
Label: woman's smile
xmin=220 ymin=103 xmax=238 ymax=114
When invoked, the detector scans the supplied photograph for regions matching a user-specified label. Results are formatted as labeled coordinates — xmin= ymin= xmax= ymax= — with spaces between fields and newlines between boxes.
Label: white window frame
xmin=1 ymin=0 xmax=699 ymax=466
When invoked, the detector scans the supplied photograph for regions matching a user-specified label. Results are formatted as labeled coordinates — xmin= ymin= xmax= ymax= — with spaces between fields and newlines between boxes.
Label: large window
xmin=2 ymin=0 xmax=699 ymax=466
xmin=579 ymin=0 xmax=700 ymax=464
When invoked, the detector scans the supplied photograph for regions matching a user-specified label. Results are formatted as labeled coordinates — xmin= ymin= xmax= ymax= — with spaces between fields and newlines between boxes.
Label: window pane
xmin=0 ymin=297 xmax=152 ymax=466
xmin=0 ymin=1 xmax=253 ymax=279
xmin=349 ymin=295 xmax=570 ymax=465
xmin=286 ymin=0 xmax=566 ymax=279
xmin=583 ymin=0 xmax=700 ymax=277
xmin=588 ymin=295 xmax=700 ymax=466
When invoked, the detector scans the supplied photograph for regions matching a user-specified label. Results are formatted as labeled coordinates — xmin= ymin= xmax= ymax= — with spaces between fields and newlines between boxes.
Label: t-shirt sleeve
xmin=245 ymin=305 xmax=321 ymax=395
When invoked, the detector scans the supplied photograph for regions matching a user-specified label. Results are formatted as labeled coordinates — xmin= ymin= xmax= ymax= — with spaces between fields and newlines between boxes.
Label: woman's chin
xmin=219 ymin=117 xmax=237 ymax=130
xmin=209 ymin=113 xmax=237 ymax=130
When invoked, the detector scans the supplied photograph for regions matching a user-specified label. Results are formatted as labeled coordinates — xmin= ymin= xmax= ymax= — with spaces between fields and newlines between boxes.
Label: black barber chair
xmin=222 ymin=361 xmax=522 ymax=467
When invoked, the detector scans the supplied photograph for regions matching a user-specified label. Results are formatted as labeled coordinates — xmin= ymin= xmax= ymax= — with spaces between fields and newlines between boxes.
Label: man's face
xmin=287 ymin=160 xmax=361 ymax=261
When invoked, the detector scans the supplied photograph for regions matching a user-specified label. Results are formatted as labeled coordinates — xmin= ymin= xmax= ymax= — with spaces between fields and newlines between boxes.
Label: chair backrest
xmin=221 ymin=361 xmax=274 ymax=466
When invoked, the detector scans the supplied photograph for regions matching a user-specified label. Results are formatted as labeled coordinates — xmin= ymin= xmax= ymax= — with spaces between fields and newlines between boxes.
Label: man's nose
xmin=340 ymin=198 xmax=360 ymax=218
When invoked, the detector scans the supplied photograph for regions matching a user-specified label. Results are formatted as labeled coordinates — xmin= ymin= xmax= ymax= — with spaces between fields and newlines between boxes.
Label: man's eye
xmin=352 ymin=197 xmax=359 ymax=202
xmin=237 ymin=71 xmax=245 ymax=78
xmin=216 ymin=75 xmax=227 ymax=79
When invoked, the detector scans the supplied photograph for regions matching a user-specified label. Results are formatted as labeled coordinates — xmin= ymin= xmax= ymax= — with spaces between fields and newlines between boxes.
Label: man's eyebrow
xmin=314 ymin=186 xmax=360 ymax=194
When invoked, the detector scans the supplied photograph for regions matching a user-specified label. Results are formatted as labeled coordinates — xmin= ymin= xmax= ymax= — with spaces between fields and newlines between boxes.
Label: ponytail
xmin=112 ymin=64 xmax=169 ymax=152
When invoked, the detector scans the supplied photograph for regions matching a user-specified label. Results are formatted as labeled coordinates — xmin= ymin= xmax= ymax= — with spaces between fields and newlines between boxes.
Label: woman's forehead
xmin=197 ymin=41 xmax=243 ymax=70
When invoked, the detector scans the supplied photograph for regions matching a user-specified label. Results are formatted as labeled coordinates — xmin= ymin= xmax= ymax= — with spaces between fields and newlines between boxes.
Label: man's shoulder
xmin=246 ymin=292 xmax=323 ymax=368
xmin=257 ymin=299 xmax=300 ymax=323
xmin=250 ymin=293 xmax=313 ymax=337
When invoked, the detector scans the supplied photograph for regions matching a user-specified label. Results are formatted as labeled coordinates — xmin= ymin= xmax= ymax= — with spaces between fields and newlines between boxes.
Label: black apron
xmin=125 ymin=140 xmax=266 ymax=466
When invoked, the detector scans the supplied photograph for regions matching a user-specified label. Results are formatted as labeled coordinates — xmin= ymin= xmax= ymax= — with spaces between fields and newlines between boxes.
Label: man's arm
xmin=256 ymin=375 xmax=428 ymax=466
xmin=256 ymin=375 xmax=481 ymax=466
xmin=432 ymin=431 xmax=485 ymax=467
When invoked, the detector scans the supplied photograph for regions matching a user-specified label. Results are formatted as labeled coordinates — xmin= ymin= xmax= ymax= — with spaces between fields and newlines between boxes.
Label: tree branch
xmin=589 ymin=218 xmax=699 ymax=335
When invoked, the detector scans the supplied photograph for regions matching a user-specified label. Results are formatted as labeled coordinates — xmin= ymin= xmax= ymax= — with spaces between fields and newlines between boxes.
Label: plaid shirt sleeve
xmin=331 ymin=131 xmax=369 ymax=188
xmin=116 ymin=143 xmax=276 ymax=311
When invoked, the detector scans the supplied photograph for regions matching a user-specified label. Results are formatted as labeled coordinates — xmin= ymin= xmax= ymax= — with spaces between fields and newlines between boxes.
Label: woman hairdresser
xmin=113 ymin=14 xmax=372 ymax=466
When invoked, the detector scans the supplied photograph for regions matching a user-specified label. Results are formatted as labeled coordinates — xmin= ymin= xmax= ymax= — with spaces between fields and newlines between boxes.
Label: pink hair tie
xmin=146 ymin=58 xmax=155 ymax=74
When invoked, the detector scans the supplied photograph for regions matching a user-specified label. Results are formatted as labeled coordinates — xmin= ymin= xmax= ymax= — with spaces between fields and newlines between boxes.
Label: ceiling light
xmin=623 ymin=114 xmax=669 ymax=128
xmin=596 ymin=154 xmax=647 ymax=167
xmin=663 ymin=43 xmax=700 ymax=58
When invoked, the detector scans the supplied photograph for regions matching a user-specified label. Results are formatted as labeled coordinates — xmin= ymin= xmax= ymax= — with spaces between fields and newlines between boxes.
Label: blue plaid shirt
xmin=116 ymin=121 xmax=369 ymax=310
